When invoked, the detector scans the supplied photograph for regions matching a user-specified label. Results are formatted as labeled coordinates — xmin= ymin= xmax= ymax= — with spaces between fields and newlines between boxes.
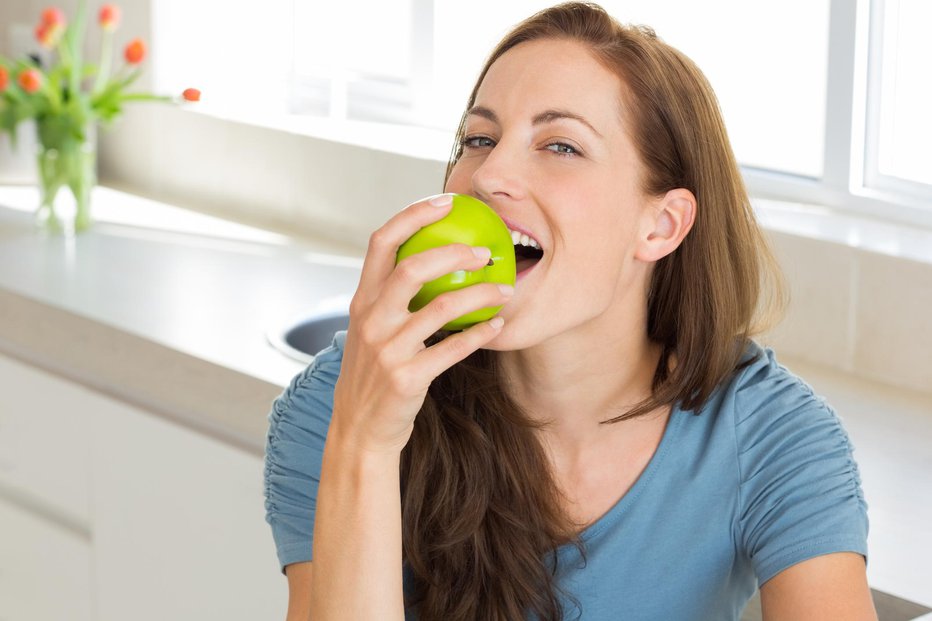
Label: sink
xmin=267 ymin=312 xmax=349 ymax=364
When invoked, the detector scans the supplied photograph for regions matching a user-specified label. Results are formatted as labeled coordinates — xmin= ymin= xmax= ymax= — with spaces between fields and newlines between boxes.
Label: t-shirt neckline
xmin=559 ymin=400 xmax=686 ymax=546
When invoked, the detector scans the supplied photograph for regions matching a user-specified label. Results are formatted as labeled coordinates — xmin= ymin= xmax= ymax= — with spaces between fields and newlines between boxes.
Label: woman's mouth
xmin=509 ymin=228 xmax=543 ymax=279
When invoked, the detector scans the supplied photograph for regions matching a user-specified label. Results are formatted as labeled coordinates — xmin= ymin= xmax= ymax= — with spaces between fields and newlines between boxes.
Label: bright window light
xmin=150 ymin=0 xmax=932 ymax=220
xmin=875 ymin=0 xmax=932 ymax=186
xmin=432 ymin=0 xmax=830 ymax=179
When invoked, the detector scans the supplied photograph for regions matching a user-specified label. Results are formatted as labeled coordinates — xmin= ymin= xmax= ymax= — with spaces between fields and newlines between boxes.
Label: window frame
xmin=685 ymin=0 xmax=931 ymax=228
xmin=861 ymin=0 xmax=932 ymax=206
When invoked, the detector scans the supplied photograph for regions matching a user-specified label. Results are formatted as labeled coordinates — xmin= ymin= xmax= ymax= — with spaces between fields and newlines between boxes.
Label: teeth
xmin=509 ymin=228 xmax=541 ymax=249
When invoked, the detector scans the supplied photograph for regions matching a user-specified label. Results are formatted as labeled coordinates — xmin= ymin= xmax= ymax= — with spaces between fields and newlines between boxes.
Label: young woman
xmin=264 ymin=3 xmax=874 ymax=619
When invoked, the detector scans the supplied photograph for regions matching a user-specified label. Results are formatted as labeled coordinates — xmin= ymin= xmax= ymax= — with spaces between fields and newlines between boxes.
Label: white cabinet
xmin=91 ymin=389 xmax=287 ymax=621
xmin=0 ymin=496 xmax=93 ymax=621
xmin=0 ymin=354 xmax=287 ymax=620
xmin=0 ymin=355 xmax=95 ymax=621
xmin=0 ymin=355 xmax=92 ymax=526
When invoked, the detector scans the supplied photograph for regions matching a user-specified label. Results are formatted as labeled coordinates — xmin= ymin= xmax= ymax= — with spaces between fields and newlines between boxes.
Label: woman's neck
xmin=498 ymin=324 xmax=663 ymax=446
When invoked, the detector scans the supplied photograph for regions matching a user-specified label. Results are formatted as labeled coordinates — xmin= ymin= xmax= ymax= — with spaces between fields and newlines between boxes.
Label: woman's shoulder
xmin=268 ymin=330 xmax=346 ymax=429
xmin=283 ymin=330 xmax=346 ymax=394
xmin=719 ymin=339 xmax=863 ymax=495
xmin=264 ymin=331 xmax=347 ymax=571
xmin=726 ymin=340 xmax=836 ymax=427
xmin=721 ymin=342 xmax=869 ymax=583
xmin=684 ymin=340 xmax=855 ymax=475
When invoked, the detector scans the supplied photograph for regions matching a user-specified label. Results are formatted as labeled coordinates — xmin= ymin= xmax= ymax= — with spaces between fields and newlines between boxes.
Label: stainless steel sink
xmin=267 ymin=297 xmax=351 ymax=364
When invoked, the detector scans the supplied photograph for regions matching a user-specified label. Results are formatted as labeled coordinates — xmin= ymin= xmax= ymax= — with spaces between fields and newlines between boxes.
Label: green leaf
xmin=117 ymin=93 xmax=173 ymax=104
xmin=118 ymin=68 xmax=143 ymax=89
xmin=89 ymin=68 xmax=141 ymax=108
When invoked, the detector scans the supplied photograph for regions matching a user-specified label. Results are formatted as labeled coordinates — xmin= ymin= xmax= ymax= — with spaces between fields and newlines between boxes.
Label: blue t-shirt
xmin=264 ymin=331 xmax=868 ymax=620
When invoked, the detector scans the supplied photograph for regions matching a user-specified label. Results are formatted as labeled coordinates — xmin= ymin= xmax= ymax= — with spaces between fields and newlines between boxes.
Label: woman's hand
xmin=331 ymin=193 xmax=514 ymax=455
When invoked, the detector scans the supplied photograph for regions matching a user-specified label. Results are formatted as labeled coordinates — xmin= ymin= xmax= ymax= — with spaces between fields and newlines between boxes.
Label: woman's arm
xmin=285 ymin=562 xmax=313 ymax=621
xmin=760 ymin=552 xmax=877 ymax=621
xmin=308 ymin=430 xmax=405 ymax=620
xmin=299 ymin=194 xmax=510 ymax=619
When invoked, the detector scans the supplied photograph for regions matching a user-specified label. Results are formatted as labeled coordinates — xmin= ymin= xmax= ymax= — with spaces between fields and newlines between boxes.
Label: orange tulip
xmin=35 ymin=23 xmax=49 ymax=44
xmin=0 ymin=66 xmax=9 ymax=92
xmin=40 ymin=7 xmax=66 ymax=26
xmin=18 ymin=68 xmax=43 ymax=94
xmin=182 ymin=88 xmax=200 ymax=102
xmin=124 ymin=38 xmax=146 ymax=64
xmin=37 ymin=7 xmax=66 ymax=47
xmin=35 ymin=20 xmax=65 ymax=48
xmin=99 ymin=5 xmax=121 ymax=31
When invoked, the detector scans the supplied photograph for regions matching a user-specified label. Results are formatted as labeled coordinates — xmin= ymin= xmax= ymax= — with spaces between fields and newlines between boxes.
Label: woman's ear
xmin=635 ymin=188 xmax=696 ymax=262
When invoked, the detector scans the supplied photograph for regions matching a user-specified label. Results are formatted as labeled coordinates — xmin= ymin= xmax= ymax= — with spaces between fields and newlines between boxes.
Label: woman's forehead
xmin=473 ymin=38 xmax=624 ymax=130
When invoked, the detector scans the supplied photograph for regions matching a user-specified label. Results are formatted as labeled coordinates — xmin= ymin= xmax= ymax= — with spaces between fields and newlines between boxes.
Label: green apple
xmin=396 ymin=194 xmax=516 ymax=331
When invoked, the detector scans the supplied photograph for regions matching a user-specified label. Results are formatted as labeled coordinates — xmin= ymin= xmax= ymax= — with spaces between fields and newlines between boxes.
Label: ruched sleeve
xmin=263 ymin=330 xmax=346 ymax=573
xmin=734 ymin=349 xmax=869 ymax=586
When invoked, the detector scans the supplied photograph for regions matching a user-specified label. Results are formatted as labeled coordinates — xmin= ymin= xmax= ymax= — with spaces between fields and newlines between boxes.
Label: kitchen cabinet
xmin=0 ymin=354 xmax=92 ymax=527
xmin=0 ymin=353 xmax=287 ymax=620
xmin=0 ymin=354 xmax=95 ymax=621
xmin=90 ymin=374 xmax=286 ymax=620
xmin=0 ymin=496 xmax=93 ymax=621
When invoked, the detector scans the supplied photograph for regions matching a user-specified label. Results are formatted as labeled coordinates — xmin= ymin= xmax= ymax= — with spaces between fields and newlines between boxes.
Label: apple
xmin=396 ymin=194 xmax=516 ymax=331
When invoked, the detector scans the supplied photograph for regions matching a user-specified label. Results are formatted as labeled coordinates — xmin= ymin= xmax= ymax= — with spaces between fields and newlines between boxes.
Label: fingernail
xmin=489 ymin=316 xmax=505 ymax=329
xmin=472 ymin=246 xmax=492 ymax=260
xmin=429 ymin=193 xmax=454 ymax=206
xmin=498 ymin=284 xmax=514 ymax=296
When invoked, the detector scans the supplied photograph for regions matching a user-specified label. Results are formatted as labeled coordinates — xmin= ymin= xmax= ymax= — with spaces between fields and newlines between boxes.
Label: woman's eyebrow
xmin=533 ymin=109 xmax=604 ymax=138
xmin=467 ymin=105 xmax=604 ymax=138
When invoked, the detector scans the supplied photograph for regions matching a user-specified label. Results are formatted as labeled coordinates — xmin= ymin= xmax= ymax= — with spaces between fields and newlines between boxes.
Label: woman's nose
xmin=470 ymin=138 xmax=527 ymax=203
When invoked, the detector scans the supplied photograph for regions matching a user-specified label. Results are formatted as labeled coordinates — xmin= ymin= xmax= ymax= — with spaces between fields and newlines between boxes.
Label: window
xmin=866 ymin=0 xmax=932 ymax=195
xmin=431 ymin=0 xmax=831 ymax=179
xmin=153 ymin=0 xmax=932 ymax=222
xmin=290 ymin=0 xmax=417 ymax=121
xmin=152 ymin=0 xmax=293 ymax=115
xmin=603 ymin=1 xmax=831 ymax=179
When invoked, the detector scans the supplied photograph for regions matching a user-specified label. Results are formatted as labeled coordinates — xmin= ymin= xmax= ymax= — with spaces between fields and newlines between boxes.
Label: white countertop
xmin=0 ymin=185 xmax=363 ymax=455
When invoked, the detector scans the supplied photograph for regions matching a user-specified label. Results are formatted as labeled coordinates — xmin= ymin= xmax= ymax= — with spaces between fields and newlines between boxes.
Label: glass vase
xmin=34 ymin=116 xmax=97 ymax=235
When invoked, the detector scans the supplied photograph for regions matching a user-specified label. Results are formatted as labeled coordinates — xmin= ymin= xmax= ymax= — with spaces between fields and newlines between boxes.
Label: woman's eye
xmin=545 ymin=142 xmax=579 ymax=156
xmin=462 ymin=135 xmax=495 ymax=149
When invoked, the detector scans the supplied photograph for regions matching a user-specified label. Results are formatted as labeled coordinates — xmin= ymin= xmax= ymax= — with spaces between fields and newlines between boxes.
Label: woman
xmin=264 ymin=3 xmax=874 ymax=619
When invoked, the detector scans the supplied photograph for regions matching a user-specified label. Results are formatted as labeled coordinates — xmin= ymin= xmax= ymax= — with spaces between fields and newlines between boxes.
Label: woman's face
xmin=445 ymin=38 xmax=657 ymax=350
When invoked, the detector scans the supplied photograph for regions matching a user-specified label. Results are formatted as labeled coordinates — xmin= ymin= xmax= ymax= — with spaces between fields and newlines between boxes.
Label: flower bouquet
xmin=0 ymin=1 xmax=199 ymax=233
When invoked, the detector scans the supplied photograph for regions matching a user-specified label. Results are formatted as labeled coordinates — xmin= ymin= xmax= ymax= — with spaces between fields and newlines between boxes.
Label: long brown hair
xmin=400 ymin=3 xmax=786 ymax=619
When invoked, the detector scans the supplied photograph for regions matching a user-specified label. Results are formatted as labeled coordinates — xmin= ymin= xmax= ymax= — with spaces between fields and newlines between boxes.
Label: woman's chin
xmin=480 ymin=320 xmax=529 ymax=352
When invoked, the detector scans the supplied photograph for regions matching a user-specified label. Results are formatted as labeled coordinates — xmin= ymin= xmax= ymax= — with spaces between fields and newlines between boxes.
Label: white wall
xmin=759 ymin=226 xmax=932 ymax=397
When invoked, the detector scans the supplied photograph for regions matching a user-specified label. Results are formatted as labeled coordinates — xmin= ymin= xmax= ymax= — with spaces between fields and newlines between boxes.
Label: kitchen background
xmin=0 ymin=0 xmax=930 ymax=619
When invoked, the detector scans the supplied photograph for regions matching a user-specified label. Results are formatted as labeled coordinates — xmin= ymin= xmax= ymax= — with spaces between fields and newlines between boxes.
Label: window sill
xmin=111 ymin=104 xmax=932 ymax=264
xmin=182 ymin=103 xmax=457 ymax=163
xmin=184 ymin=105 xmax=932 ymax=253
xmin=754 ymin=197 xmax=932 ymax=266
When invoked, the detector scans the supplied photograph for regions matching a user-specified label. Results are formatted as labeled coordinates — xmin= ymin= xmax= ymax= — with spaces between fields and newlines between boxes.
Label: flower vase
xmin=34 ymin=116 xmax=97 ymax=235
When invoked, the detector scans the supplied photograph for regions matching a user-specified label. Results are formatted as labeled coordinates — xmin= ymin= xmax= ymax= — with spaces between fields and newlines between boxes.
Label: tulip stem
xmin=68 ymin=0 xmax=88 ymax=99
xmin=93 ymin=32 xmax=112 ymax=95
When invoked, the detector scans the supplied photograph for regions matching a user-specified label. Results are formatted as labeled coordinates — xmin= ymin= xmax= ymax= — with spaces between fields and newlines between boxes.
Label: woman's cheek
xmin=444 ymin=161 xmax=475 ymax=192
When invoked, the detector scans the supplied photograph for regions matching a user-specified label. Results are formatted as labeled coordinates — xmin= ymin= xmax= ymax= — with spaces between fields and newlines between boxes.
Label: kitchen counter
xmin=0 ymin=185 xmax=364 ymax=456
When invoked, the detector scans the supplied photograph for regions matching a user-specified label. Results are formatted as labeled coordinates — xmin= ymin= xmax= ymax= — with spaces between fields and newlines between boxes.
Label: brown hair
xmin=400 ymin=3 xmax=786 ymax=619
